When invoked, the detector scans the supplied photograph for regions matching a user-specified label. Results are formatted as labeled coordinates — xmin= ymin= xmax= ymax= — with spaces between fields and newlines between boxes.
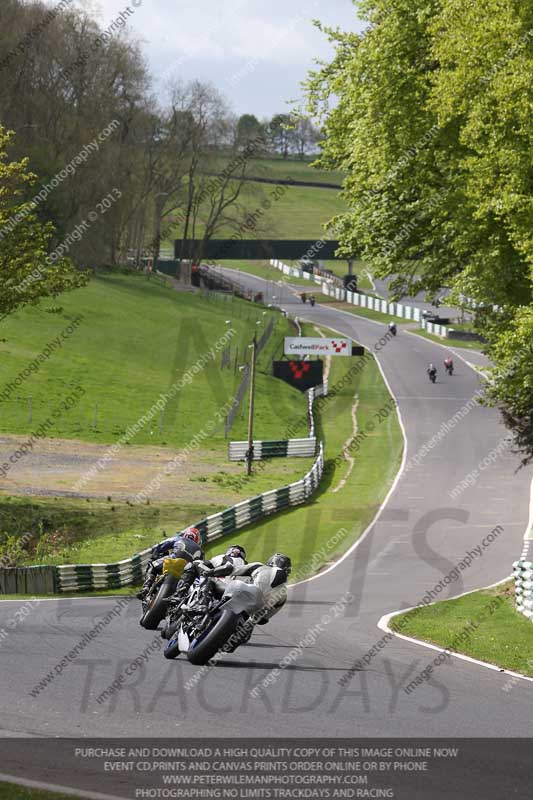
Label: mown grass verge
xmin=390 ymin=581 xmax=533 ymax=677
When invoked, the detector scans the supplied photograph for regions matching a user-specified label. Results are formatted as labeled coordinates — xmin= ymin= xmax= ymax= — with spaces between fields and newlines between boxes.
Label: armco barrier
xmin=420 ymin=318 xmax=449 ymax=338
xmin=228 ymin=383 xmax=327 ymax=461
xmin=269 ymin=259 xmax=340 ymax=288
xmin=53 ymin=440 xmax=324 ymax=592
xmin=1 ymin=386 xmax=326 ymax=594
xmin=321 ymin=282 xmax=423 ymax=322
xmin=513 ymin=560 xmax=533 ymax=620
xmin=269 ymin=259 xmax=459 ymax=332
xmin=229 ymin=438 xmax=317 ymax=461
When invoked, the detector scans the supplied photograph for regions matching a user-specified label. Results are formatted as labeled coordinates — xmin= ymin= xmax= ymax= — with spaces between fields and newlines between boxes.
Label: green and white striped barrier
xmin=514 ymin=560 xmax=533 ymax=620
xmin=229 ymin=438 xmax=317 ymax=461
xmin=228 ymin=384 xmax=327 ymax=461
xmin=269 ymin=258 xmax=458 ymax=332
xmin=321 ymin=282 xmax=423 ymax=322
xmin=514 ymin=539 xmax=533 ymax=621
xmin=420 ymin=318 xmax=449 ymax=338
xmin=269 ymin=258 xmax=325 ymax=287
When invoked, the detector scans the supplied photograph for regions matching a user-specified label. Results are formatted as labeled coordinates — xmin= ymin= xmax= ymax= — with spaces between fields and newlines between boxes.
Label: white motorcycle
xmin=163 ymin=564 xmax=286 ymax=665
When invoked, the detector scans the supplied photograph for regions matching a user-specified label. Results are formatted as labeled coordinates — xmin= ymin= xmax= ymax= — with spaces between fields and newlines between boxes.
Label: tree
xmin=292 ymin=117 xmax=320 ymax=160
xmin=236 ymin=114 xmax=265 ymax=150
xmin=0 ymin=126 xmax=85 ymax=320
xmin=305 ymin=0 xmax=533 ymax=463
xmin=268 ymin=114 xmax=293 ymax=158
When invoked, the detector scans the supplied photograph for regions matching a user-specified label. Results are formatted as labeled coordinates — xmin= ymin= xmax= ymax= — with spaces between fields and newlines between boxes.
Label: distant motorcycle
xmin=388 ymin=322 xmax=397 ymax=337
xmin=428 ymin=368 xmax=437 ymax=384
xmin=309 ymin=296 xmax=316 ymax=307
xmin=444 ymin=359 xmax=454 ymax=376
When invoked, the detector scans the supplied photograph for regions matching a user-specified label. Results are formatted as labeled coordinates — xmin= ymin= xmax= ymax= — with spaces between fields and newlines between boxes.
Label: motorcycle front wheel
xmin=164 ymin=629 xmax=182 ymax=660
xmin=187 ymin=609 xmax=239 ymax=666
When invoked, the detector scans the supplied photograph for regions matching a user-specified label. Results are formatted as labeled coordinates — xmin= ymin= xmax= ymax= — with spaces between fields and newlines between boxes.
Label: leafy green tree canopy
xmin=305 ymin=0 xmax=533 ymax=463
xmin=0 ymin=126 xmax=86 ymax=320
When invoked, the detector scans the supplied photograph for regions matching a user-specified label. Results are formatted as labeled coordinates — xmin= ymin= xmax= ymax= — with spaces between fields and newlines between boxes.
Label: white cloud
xmin=48 ymin=0 xmax=363 ymax=115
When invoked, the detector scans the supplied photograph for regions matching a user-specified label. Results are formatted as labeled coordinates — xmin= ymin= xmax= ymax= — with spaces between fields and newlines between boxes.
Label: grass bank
xmin=244 ymin=157 xmax=345 ymax=187
xmin=0 ymin=274 xmax=319 ymax=564
xmin=390 ymin=581 xmax=533 ymax=677
xmin=0 ymin=273 xmax=307 ymax=447
xmin=167 ymin=157 xmax=348 ymax=243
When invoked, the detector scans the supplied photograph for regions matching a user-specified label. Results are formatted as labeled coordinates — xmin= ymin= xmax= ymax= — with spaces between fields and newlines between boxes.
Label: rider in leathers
xmin=136 ymin=527 xmax=203 ymax=599
xmin=173 ymin=544 xmax=248 ymax=599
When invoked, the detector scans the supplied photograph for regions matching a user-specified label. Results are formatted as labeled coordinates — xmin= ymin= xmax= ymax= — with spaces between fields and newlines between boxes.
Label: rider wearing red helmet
xmin=136 ymin=527 xmax=203 ymax=599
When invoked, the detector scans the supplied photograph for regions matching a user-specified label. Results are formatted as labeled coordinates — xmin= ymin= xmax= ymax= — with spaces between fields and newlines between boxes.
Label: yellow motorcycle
xmin=139 ymin=556 xmax=190 ymax=630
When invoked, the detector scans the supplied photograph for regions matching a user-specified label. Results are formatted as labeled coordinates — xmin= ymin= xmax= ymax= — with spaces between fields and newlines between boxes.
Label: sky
xmin=58 ymin=0 xmax=364 ymax=118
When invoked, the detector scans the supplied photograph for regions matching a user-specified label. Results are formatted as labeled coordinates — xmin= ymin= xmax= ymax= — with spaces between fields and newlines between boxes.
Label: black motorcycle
xmin=428 ymin=369 xmax=437 ymax=384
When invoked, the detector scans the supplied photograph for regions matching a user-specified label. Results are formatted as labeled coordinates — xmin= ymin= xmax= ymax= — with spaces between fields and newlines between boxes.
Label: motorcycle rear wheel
xmin=140 ymin=574 xmax=177 ymax=630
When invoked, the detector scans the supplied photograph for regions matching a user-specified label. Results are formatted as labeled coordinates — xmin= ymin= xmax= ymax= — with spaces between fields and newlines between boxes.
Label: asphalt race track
xmin=1 ymin=271 xmax=531 ymax=793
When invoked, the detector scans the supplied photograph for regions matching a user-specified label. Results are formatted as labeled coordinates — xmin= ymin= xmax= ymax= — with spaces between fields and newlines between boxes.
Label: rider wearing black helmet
xmin=266 ymin=553 xmax=291 ymax=580
xmin=246 ymin=553 xmax=292 ymax=626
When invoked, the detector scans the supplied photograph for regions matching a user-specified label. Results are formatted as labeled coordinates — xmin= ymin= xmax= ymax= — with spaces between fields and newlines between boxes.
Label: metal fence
xmin=224 ymin=317 xmax=275 ymax=437
xmin=0 ymin=398 xmax=177 ymax=437
xmin=224 ymin=365 xmax=251 ymax=437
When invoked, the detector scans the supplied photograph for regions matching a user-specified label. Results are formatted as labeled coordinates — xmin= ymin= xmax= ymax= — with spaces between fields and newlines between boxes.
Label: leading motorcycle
xmin=139 ymin=556 xmax=191 ymax=630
